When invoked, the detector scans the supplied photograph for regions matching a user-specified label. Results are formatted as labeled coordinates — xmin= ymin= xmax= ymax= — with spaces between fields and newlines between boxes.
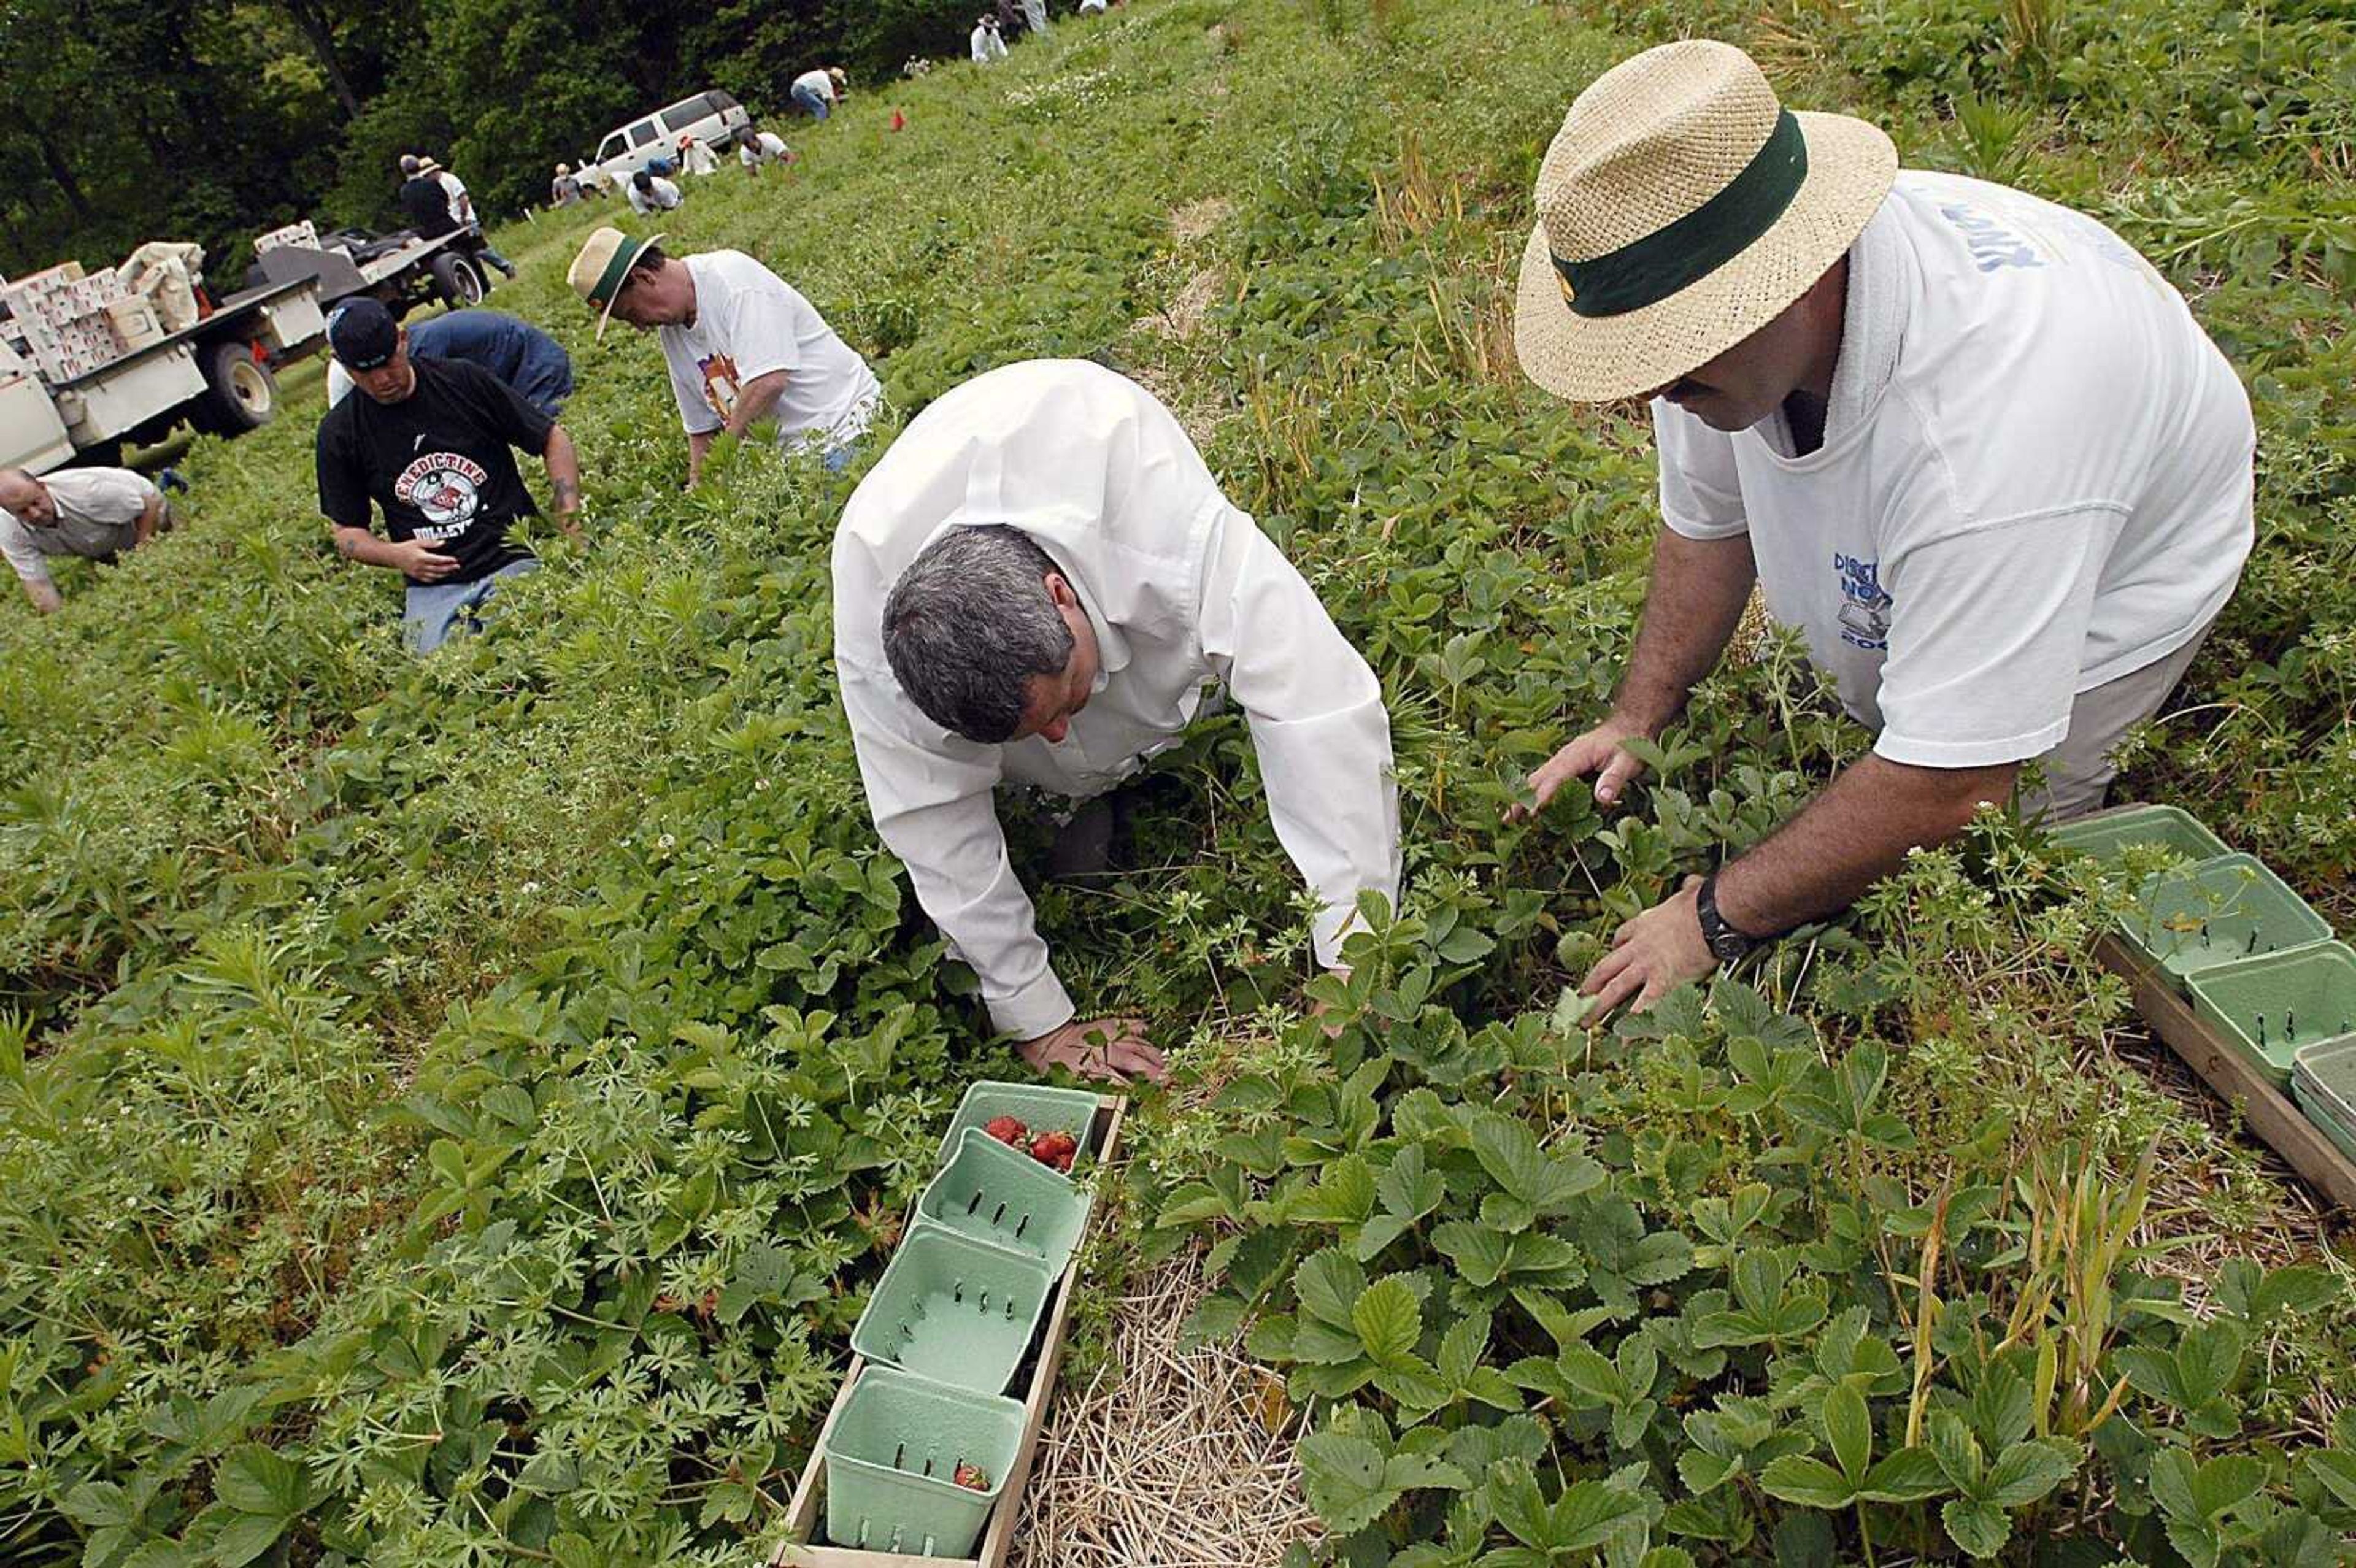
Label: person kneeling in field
xmin=0 ymin=464 xmax=180 ymax=614
xmin=568 ymin=227 xmax=882 ymax=483
xmin=831 ymin=359 xmax=1401 ymax=1085
xmin=315 ymin=299 xmax=584 ymax=654
xmin=1507 ymin=41 xmax=2255 ymax=1014
xmin=326 ymin=308 xmax=573 ymax=417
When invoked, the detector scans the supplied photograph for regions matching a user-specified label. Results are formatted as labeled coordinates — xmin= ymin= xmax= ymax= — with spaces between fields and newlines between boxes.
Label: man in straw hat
xmin=832 ymin=359 xmax=1399 ymax=1085
xmin=1509 ymin=40 xmax=2254 ymax=1015
xmin=567 ymin=227 xmax=882 ymax=483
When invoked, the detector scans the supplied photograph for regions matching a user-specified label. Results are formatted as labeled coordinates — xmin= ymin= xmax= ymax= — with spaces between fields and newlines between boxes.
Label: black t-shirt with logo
xmin=315 ymin=357 xmax=554 ymax=586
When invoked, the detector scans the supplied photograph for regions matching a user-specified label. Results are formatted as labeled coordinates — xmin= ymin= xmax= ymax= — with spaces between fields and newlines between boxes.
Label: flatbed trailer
xmin=0 ymin=275 xmax=325 ymax=474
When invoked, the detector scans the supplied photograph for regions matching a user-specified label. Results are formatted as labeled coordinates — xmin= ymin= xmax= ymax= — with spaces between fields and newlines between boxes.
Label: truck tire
xmin=429 ymin=252 xmax=487 ymax=307
xmin=193 ymin=341 xmax=279 ymax=435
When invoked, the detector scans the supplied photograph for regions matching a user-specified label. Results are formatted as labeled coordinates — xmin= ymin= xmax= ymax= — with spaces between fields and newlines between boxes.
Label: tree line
xmin=0 ymin=0 xmax=974 ymax=283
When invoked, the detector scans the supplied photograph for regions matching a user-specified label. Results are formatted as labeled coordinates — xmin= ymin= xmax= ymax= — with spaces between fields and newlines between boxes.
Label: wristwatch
xmin=1695 ymin=869 xmax=1762 ymax=964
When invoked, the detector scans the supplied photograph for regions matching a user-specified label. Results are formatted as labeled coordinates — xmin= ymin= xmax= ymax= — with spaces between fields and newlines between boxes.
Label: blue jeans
xmin=404 ymin=558 xmax=537 ymax=653
xmin=793 ymin=84 xmax=831 ymax=120
xmin=822 ymin=439 xmax=864 ymax=474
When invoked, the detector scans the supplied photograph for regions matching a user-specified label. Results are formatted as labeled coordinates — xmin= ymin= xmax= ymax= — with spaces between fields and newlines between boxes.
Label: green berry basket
xmin=850 ymin=1226 xmax=1055 ymax=1395
xmin=2187 ymin=942 xmax=2356 ymax=1089
xmin=937 ymin=1079 xmax=1103 ymax=1166
xmin=914 ymin=1128 xmax=1094 ymax=1275
xmin=2050 ymin=803 xmax=2230 ymax=866
xmin=819 ymin=1364 xmax=1027 ymax=1558
xmin=2125 ymin=853 xmax=2331 ymax=980
xmin=2292 ymin=1028 xmax=2356 ymax=1161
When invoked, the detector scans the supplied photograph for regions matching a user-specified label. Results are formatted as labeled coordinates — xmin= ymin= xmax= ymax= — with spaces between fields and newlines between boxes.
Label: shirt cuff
xmin=986 ymin=967 xmax=1077 ymax=1042
xmin=1873 ymin=717 xmax=2070 ymax=769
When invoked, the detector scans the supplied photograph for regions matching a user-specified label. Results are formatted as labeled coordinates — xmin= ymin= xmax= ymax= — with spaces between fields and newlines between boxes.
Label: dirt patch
xmin=1169 ymin=196 xmax=1234 ymax=247
xmin=1010 ymin=1249 xmax=1317 ymax=1568
xmin=1136 ymin=266 xmax=1226 ymax=343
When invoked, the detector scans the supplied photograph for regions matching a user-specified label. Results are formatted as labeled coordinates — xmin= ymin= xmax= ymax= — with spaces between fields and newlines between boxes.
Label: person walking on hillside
xmin=326 ymin=308 xmax=573 ymax=417
xmin=0 ymin=464 xmax=181 ymax=614
xmin=568 ymin=228 xmax=882 ymax=484
xmin=1506 ymin=40 xmax=2255 ymax=1015
xmin=1020 ymin=0 xmax=1051 ymax=36
xmin=791 ymin=67 xmax=846 ymax=121
xmin=551 ymin=163 xmax=582 ymax=206
xmin=971 ymin=15 xmax=1009 ymax=62
xmin=628 ymin=168 xmax=683 ymax=216
xmin=314 ymin=299 xmax=584 ymax=653
xmin=831 ymin=359 xmax=1399 ymax=1086
xmin=422 ymin=156 xmax=517 ymax=278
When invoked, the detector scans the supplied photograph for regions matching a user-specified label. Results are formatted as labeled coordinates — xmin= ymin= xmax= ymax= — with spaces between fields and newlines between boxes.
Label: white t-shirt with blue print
xmin=1654 ymin=170 xmax=2254 ymax=769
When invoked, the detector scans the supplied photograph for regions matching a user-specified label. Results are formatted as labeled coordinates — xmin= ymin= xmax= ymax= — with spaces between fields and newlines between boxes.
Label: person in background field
xmin=1020 ymin=0 xmax=1051 ymax=36
xmin=905 ymin=54 xmax=934 ymax=77
xmin=737 ymin=126 xmax=793 ymax=172
xmin=326 ymin=309 xmax=574 ymax=417
xmin=831 ymin=359 xmax=1401 ymax=1086
xmin=995 ymin=0 xmax=1025 ymax=41
xmin=972 ymin=15 xmax=1009 ymax=62
xmin=422 ymin=156 xmax=517 ymax=278
xmin=791 ymin=67 xmax=845 ymax=120
xmin=314 ymin=299 xmax=583 ymax=654
xmin=1506 ymin=40 xmax=2255 ymax=1015
xmin=0 ymin=465 xmax=181 ymax=614
xmin=1078 ymin=0 xmax=1108 ymax=13
xmin=398 ymin=153 xmax=459 ymax=238
xmin=678 ymin=134 xmax=721 ymax=177
xmin=628 ymin=168 xmax=683 ymax=216
xmin=577 ymin=161 xmax=615 ymax=199
xmin=550 ymin=163 xmax=581 ymax=206
xmin=568 ymin=228 xmax=882 ymax=484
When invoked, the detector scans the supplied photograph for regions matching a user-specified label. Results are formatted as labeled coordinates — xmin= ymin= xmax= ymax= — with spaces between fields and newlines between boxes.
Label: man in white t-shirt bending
xmin=567 ymin=227 xmax=882 ymax=485
xmin=1507 ymin=41 xmax=2254 ymax=1015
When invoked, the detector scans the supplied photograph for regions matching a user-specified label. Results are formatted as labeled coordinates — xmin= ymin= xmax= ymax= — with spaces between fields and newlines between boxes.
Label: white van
xmin=585 ymin=90 xmax=751 ymax=185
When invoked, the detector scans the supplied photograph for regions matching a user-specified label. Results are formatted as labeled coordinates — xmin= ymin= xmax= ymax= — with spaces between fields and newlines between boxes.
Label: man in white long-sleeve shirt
xmin=833 ymin=359 xmax=1400 ymax=1085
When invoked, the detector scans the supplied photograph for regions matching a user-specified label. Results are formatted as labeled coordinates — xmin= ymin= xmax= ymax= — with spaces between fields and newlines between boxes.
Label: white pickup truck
xmin=0 ymin=277 xmax=326 ymax=475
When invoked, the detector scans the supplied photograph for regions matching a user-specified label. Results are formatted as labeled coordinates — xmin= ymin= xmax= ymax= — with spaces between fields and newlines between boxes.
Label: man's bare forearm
xmin=686 ymin=428 xmax=715 ymax=485
xmin=542 ymin=425 xmax=582 ymax=521
xmin=134 ymin=493 xmax=163 ymax=547
xmin=1713 ymin=754 xmax=2020 ymax=936
xmin=1614 ymin=527 xmax=1758 ymax=732
xmin=21 ymin=577 xmax=60 ymax=613
xmin=723 ymin=371 xmax=790 ymax=441
xmin=332 ymin=524 xmax=409 ymax=572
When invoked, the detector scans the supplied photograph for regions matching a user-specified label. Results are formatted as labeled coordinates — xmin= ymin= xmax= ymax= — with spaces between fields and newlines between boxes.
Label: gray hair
xmin=882 ymin=525 xmax=1074 ymax=743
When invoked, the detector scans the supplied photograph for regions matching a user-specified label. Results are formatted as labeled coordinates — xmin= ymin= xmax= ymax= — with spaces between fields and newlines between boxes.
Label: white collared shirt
xmin=832 ymin=359 xmax=1400 ymax=1039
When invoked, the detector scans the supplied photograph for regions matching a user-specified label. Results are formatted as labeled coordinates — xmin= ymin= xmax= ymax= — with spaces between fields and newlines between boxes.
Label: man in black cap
xmin=315 ymin=299 xmax=585 ymax=653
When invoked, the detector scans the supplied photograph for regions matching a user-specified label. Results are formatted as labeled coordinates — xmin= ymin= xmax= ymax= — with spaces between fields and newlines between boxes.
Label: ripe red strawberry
xmin=1030 ymin=1129 xmax=1078 ymax=1173
xmin=953 ymin=1461 xmax=989 ymax=1491
xmin=984 ymin=1115 xmax=1029 ymax=1147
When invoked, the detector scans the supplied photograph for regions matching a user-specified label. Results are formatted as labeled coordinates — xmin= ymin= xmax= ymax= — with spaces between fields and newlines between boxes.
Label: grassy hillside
xmin=2 ymin=0 xmax=2350 ymax=1563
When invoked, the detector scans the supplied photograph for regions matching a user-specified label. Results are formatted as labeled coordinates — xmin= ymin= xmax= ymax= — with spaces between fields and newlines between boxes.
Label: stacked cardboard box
xmin=2 ymin=261 xmax=131 ymax=383
xmin=254 ymin=220 xmax=320 ymax=256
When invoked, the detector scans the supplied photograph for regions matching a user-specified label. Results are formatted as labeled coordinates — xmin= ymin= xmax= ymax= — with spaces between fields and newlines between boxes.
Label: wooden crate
xmin=777 ymin=1092 xmax=1125 ymax=1567
xmin=2096 ymin=933 xmax=2356 ymax=1211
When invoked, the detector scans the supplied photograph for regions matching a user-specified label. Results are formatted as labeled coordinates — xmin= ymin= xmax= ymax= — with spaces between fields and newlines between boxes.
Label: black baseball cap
xmin=327 ymin=299 xmax=400 ymax=371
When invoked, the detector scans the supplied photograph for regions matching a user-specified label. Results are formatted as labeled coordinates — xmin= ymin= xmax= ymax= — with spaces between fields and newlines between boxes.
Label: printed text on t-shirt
xmin=393 ymin=452 xmax=489 ymax=542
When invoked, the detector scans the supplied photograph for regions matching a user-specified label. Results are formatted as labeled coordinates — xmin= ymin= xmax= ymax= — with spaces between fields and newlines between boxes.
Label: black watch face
xmin=1710 ymin=931 xmax=1752 ymax=962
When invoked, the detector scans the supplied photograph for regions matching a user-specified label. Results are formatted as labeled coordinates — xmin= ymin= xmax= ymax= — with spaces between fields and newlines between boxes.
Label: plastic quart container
xmin=936 ymin=1079 xmax=1101 ymax=1166
xmin=2050 ymin=803 xmax=2230 ymax=866
xmin=850 ymin=1226 xmax=1055 ymax=1395
xmin=820 ymin=1364 xmax=1027 ymax=1558
xmin=915 ymin=1128 xmax=1095 ymax=1274
xmin=2187 ymin=942 xmax=2356 ymax=1088
xmin=2292 ymin=1034 xmax=2356 ymax=1148
xmin=2124 ymin=854 xmax=2332 ymax=980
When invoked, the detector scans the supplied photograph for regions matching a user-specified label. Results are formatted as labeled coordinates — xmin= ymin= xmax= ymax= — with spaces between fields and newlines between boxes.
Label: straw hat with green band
xmin=1514 ymin=40 xmax=1896 ymax=404
xmin=566 ymin=226 xmax=665 ymax=341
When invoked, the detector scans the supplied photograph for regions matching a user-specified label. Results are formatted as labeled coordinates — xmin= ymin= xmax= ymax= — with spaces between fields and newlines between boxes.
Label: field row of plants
xmin=1 ymin=0 xmax=2350 ymax=1563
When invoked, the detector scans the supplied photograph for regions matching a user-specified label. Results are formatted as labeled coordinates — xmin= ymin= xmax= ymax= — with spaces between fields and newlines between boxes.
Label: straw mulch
xmin=1008 ymin=1248 xmax=1319 ymax=1568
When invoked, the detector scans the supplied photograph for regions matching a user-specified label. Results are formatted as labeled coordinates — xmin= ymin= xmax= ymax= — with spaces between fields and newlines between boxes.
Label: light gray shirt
xmin=0 ymin=467 xmax=158 ymax=585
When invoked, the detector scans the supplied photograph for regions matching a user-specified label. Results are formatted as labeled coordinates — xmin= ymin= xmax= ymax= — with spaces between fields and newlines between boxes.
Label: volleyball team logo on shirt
xmin=393 ymin=452 xmax=491 ymax=541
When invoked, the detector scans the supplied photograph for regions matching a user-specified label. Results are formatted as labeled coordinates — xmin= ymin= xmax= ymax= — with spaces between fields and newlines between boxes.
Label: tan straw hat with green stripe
xmin=1514 ymin=40 xmax=1896 ymax=403
xmin=567 ymin=226 xmax=665 ymax=341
